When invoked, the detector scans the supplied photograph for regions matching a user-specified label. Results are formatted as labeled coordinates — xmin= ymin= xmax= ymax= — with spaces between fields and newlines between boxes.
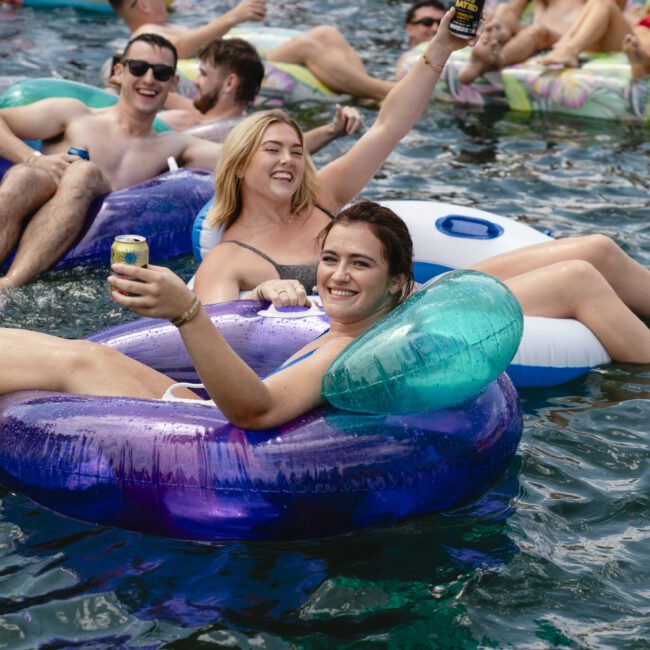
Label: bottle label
xmin=449 ymin=0 xmax=483 ymax=38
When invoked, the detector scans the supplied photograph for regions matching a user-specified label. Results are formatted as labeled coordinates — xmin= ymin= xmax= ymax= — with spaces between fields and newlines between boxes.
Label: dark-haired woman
xmin=0 ymin=202 xmax=413 ymax=430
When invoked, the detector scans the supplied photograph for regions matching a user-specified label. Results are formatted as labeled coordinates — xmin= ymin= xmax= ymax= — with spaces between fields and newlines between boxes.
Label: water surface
xmin=0 ymin=1 xmax=649 ymax=647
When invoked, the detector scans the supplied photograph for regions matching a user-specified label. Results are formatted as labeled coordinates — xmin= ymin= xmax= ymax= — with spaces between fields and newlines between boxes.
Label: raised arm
xmin=109 ymin=262 xmax=348 ymax=429
xmin=302 ymin=105 xmax=364 ymax=155
xmin=169 ymin=0 xmax=267 ymax=59
xmin=316 ymin=9 xmax=468 ymax=210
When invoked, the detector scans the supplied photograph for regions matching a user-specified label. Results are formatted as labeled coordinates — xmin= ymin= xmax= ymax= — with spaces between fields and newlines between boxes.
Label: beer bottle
xmin=449 ymin=0 xmax=484 ymax=39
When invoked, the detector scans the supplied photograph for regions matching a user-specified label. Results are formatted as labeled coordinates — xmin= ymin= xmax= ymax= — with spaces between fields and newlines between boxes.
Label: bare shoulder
xmin=316 ymin=335 xmax=355 ymax=360
xmin=194 ymin=241 xmax=247 ymax=286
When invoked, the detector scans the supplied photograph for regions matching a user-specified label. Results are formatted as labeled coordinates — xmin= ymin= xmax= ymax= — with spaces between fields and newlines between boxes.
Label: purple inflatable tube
xmin=0 ymin=300 xmax=522 ymax=541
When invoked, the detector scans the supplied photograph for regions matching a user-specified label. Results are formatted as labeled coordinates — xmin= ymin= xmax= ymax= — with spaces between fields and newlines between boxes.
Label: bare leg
xmin=0 ymin=328 xmax=199 ymax=399
xmin=504 ymin=260 xmax=650 ymax=363
xmin=0 ymin=163 xmax=57 ymax=265
xmin=623 ymin=30 xmax=650 ymax=79
xmin=500 ymin=23 xmax=559 ymax=65
xmin=0 ymin=161 xmax=111 ymax=290
xmin=458 ymin=25 xmax=504 ymax=84
xmin=472 ymin=234 xmax=650 ymax=318
xmin=459 ymin=22 xmax=559 ymax=84
xmin=267 ymin=25 xmax=394 ymax=101
xmin=538 ymin=0 xmax=632 ymax=67
xmin=486 ymin=0 xmax=530 ymax=41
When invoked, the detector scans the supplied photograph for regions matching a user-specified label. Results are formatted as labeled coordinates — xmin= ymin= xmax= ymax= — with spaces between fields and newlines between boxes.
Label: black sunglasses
xmin=408 ymin=17 xmax=441 ymax=27
xmin=121 ymin=58 xmax=175 ymax=82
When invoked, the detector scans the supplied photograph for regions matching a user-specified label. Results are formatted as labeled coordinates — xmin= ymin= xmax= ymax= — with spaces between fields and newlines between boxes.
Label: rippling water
xmin=0 ymin=1 xmax=649 ymax=647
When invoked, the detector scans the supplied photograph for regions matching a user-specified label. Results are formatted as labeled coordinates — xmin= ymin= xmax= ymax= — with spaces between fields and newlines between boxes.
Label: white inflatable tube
xmin=190 ymin=198 xmax=611 ymax=387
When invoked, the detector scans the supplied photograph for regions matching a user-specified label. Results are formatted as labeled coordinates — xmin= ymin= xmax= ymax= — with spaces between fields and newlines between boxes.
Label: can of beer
xmin=449 ymin=0 xmax=484 ymax=39
xmin=67 ymin=146 xmax=90 ymax=160
xmin=111 ymin=235 xmax=149 ymax=296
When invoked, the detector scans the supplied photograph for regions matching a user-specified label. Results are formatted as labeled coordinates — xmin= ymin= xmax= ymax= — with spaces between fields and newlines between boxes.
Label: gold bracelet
xmin=171 ymin=296 xmax=202 ymax=328
xmin=422 ymin=53 xmax=445 ymax=73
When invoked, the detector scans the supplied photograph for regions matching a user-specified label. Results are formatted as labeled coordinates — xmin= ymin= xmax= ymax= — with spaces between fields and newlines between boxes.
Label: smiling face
xmin=116 ymin=40 xmax=177 ymax=116
xmin=317 ymin=223 xmax=404 ymax=325
xmin=241 ymin=122 xmax=306 ymax=204
xmin=405 ymin=5 xmax=445 ymax=47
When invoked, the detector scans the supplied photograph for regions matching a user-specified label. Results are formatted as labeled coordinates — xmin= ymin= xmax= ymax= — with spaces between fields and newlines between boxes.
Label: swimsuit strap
xmin=315 ymin=203 xmax=336 ymax=220
xmin=224 ymin=240 xmax=283 ymax=275
xmin=265 ymin=329 xmax=330 ymax=377
xmin=224 ymin=240 xmax=318 ymax=288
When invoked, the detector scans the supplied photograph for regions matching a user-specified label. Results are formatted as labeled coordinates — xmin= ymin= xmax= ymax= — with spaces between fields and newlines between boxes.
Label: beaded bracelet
xmin=171 ymin=296 xmax=202 ymax=328
xmin=422 ymin=53 xmax=445 ymax=73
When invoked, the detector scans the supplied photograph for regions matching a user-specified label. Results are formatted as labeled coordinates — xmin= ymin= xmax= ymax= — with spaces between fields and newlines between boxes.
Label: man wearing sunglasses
xmin=405 ymin=0 xmax=447 ymax=48
xmin=0 ymin=34 xmax=222 ymax=290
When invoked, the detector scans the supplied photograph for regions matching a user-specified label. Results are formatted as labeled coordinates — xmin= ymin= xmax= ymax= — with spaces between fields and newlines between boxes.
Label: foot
xmin=0 ymin=277 xmax=16 ymax=292
xmin=622 ymin=33 xmax=650 ymax=79
xmin=537 ymin=45 xmax=580 ymax=68
xmin=458 ymin=30 xmax=504 ymax=85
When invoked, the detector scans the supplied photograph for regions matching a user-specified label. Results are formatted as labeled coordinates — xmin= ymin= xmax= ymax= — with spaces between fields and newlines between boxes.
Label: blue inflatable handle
xmin=322 ymin=270 xmax=523 ymax=414
xmin=436 ymin=215 xmax=504 ymax=239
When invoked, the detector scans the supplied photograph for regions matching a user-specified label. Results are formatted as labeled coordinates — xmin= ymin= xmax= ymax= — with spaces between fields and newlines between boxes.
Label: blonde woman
xmin=192 ymin=9 xmax=467 ymax=306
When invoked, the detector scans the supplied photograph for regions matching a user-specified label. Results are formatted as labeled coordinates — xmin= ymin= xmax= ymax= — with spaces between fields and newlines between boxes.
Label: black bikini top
xmin=224 ymin=203 xmax=335 ymax=291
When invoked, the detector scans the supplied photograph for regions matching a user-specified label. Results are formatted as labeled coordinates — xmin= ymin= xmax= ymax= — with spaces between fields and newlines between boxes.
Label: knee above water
xmin=3 ymin=163 xmax=51 ymax=186
xmin=307 ymin=24 xmax=345 ymax=43
xmin=582 ymin=233 xmax=620 ymax=265
xmin=61 ymin=161 xmax=105 ymax=191
xmin=560 ymin=259 xmax=603 ymax=286
xmin=65 ymin=341 xmax=116 ymax=377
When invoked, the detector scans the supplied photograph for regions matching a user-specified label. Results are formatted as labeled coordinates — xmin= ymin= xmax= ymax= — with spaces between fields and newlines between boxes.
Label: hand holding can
xmin=110 ymin=235 xmax=149 ymax=296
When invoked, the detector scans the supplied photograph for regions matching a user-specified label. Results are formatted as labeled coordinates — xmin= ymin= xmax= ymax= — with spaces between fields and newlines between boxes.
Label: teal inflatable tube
xmin=23 ymin=0 xmax=112 ymax=13
xmin=323 ymin=270 xmax=524 ymax=413
xmin=0 ymin=78 xmax=171 ymax=132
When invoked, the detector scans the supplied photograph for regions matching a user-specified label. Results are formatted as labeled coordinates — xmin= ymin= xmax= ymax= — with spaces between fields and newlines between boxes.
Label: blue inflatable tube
xmin=0 ymin=80 xmax=209 ymax=267
xmin=190 ymin=198 xmax=612 ymax=387
xmin=0 ymin=169 xmax=214 ymax=269
xmin=0 ymin=273 xmax=522 ymax=541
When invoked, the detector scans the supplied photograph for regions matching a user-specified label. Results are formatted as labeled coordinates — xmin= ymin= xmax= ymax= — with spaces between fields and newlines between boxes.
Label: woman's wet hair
xmin=317 ymin=200 xmax=415 ymax=303
xmin=207 ymin=109 xmax=319 ymax=229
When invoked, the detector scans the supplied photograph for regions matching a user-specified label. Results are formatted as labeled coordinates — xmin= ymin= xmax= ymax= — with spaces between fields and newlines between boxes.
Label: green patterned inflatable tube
xmin=176 ymin=26 xmax=349 ymax=106
xmin=396 ymin=46 xmax=650 ymax=123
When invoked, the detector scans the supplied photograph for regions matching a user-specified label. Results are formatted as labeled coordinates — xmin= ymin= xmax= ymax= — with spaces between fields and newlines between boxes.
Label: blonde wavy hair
xmin=207 ymin=109 xmax=319 ymax=229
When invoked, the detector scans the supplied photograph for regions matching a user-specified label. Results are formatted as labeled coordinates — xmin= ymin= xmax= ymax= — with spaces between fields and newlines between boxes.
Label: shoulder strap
xmin=223 ymin=240 xmax=281 ymax=271
xmin=315 ymin=203 xmax=336 ymax=220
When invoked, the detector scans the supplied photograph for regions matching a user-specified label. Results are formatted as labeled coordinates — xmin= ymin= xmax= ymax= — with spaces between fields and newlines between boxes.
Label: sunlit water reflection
xmin=0 ymin=1 xmax=649 ymax=647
